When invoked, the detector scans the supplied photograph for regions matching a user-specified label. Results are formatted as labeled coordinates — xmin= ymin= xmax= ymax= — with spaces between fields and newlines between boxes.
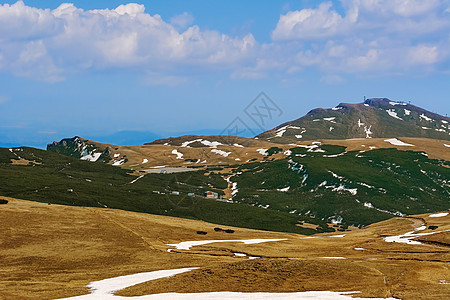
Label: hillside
xmin=1 ymin=197 xmax=449 ymax=299
xmin=3 ymin=142 xmax=449 ymax=232
xmin=257 ymin=98 xmax=450 ymax=143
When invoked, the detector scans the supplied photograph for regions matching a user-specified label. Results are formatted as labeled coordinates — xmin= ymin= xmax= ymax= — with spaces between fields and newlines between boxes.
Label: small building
xmin=171 ymin=191 xmax=180 ymax=195
xmin=204 ymin=191 xmax=219 ymax=199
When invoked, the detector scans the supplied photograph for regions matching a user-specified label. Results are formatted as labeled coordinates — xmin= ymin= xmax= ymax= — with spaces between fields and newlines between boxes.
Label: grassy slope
xmin=231 ymin=145 xmax=450 ymax=228
xmin=0 ymin=147 xmax=311 ymax=234
xmin=1 ymin=197 xmax=449 ymax=300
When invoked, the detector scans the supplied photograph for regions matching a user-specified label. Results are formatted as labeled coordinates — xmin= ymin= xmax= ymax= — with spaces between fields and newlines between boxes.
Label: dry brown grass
xmin=98 ymin=137 xmax=449 ymax=171
xmin=1 ymin=197 xmax=449 ymax=299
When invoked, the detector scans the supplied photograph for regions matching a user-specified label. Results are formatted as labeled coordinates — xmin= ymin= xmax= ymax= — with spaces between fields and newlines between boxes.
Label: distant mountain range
xmin=6 ymin=97 xmax=447 ymax=234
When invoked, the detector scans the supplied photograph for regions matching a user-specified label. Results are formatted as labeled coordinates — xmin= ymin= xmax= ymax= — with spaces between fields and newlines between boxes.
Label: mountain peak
xmin=257 ymin=98 xmax=450 ymax=142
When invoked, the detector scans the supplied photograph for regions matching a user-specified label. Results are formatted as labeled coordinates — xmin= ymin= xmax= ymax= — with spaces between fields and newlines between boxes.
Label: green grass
xmin=0 ymin=147 xmax=313 ymax=234
xmin=230 ymin=146 xmax=449 ymax=228
xmin=2 ymin=145 xmax=448 ymax=234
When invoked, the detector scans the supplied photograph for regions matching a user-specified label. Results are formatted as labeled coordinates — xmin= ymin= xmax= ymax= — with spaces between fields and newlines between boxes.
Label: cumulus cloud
xmin=0 ymin=1 xmax=256 ymax=81
xmin=170 ymin=12 xmax=195 ymax=30
xmin=270 ymin=0 xmax=450 ymax=74
xmin=1 ymin=1 xmax=450 ymax=82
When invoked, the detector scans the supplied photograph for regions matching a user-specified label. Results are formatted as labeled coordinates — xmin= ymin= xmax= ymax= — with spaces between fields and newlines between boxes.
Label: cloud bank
xmin=1 ymin=0 xmax=449 ymax=82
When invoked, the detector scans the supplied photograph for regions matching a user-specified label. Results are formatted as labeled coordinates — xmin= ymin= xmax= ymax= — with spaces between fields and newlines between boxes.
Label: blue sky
xmin=1 ymin=0 xmax=449 ymax=148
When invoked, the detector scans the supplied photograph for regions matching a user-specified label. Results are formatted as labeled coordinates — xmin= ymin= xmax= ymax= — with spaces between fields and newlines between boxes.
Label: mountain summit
xmin=257 ymin=98 xmax=450 ymax=143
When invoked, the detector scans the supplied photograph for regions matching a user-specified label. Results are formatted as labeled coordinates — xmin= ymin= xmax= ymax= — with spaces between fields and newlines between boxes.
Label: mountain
xmin=47 ymin=136 xmax=112 ymax=163
xmin=17 ymin=97 xmax=450 ymax=233
xmin=257 ymin=98 xmax=450 ymax=143
xmin=5 ymin=137 xmax=450 ymax=231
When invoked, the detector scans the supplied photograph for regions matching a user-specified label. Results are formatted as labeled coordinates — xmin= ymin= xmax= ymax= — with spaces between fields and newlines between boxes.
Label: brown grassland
xmin=1 ymin=197 xmax=449 ymax=299
xmin=96 ymin=137 xmax=450 ymax=170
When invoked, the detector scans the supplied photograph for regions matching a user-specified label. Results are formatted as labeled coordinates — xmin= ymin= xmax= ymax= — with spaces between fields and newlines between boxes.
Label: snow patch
xmin=211 ymin=149 xmax=231 ymax=157
xmin=171 ymin=149 xmax=184 ymax=159
xmin=384 ymin=138 xmax=414 ymax=146
xmin=389 ymin=101 xmax=407 ymax=106
xmin=419 ymin=114 xmax=433 ymax=122
xmin=112 ymin=159 xmax=125 ymax=166
xmin=277 ymin=186 xmax=290 ymax=192
xmin=80 ymin=152 xmax=102 ymax=162
xmin=167 ymin=239 xmax=287 ymax=250
xmin=142 ymin=159 xmax=148 ymax=164
xmin=386 ymin=109 xmax=403 ymax=120
xmin=429 ymin=212 xmax=448 ymax=218
xmin=256 ymin=148 xmax=268 ymax=155
xmin=181 ymin=139 xmax=202 ymax=147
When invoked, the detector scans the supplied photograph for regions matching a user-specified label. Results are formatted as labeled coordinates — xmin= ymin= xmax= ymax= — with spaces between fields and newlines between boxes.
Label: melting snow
xmin=167 ymin=239 xmax=287 ymax=250
xmin=389 ymin=101 xmax=407 ymax=106
xmin=384 ymin=229 xmax=450 ymax=245
xmin=419 ymin=114 xmax=433 ymax=122
xmin=171 ymin=149 xmax=184 ymax=159
xmin=129 ymin=175 xmax=145 ymax=184
xmin=364 ymin=125 xmax=372 ymax=138
xmin=57 ymin=268 xmax=399 ymax=300
xmin=211 ymin=149 xmax=231 ymax=157
xmin=201 ymin=140 xmax=222 ymax=148
xmin=444 ymin=144 xmax=450 ymax=148
xmin=357 ymin=119 xmax=364 ymax=127
xmin=332 ymin=185 xmax=357 ymax=195
xmin=384 ymin=138 xmax=414 ymax=146
xmin=142 ymin=159 xmax=148 ymax=164
xmin=323 ymin=117 xmax=336 ymax=123
xmin=429 ymin=212 xmax=448 ymax=218
xmin=113 ymin=153 xmax=120 ymax=158
xmin=332 ymin=106 xmax=343 ymax=110
xmin=112 ymin=159 xmax=125 ymax=166
xmin=386 ymin=109 xmax=403 ymax=120
xmin=284 ymin=150 xmax=292 ymax=156
xmin=81 ymin=153 xmax=102 ymax=162
xmin=277 ymin=186 xmax=290 ymax=192
xmin=256 ymin=149 xmax=268 ymax=155
xmin=233 ymin=143 xmax=244 ymax=147
xmin=180 ymin=139 xmax=202 ymax=147
xmin=404 ymin=109 xmax=411 ymax=116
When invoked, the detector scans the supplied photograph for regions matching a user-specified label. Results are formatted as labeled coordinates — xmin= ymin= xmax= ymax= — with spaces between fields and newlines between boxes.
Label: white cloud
xmin=170 ymin=12 xmax=195 ymax=30
xmin=0 ymin=1 xmax=450 ymax=82
xmin=269 ymin=0 xmax=450 ymax=74
xmin=0 ymin=1 xmax=257 ymax=81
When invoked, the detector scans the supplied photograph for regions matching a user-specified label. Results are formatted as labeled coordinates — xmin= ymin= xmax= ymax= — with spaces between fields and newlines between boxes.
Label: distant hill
xmin=257 ymin=98 xmax=450 ymax=143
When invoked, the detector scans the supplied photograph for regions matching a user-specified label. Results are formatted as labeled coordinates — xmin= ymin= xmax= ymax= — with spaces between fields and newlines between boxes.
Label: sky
xmin=1 ymin=0 xmax=450 ymax=148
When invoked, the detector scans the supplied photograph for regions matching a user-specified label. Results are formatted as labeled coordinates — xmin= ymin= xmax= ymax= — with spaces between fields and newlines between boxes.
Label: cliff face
xmin=47 ymin=136 xmax=111 ymax=163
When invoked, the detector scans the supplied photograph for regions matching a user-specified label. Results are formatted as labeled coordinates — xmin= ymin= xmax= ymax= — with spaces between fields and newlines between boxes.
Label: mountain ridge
xmin=257 ymin=98 xmax=450 ymax=143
